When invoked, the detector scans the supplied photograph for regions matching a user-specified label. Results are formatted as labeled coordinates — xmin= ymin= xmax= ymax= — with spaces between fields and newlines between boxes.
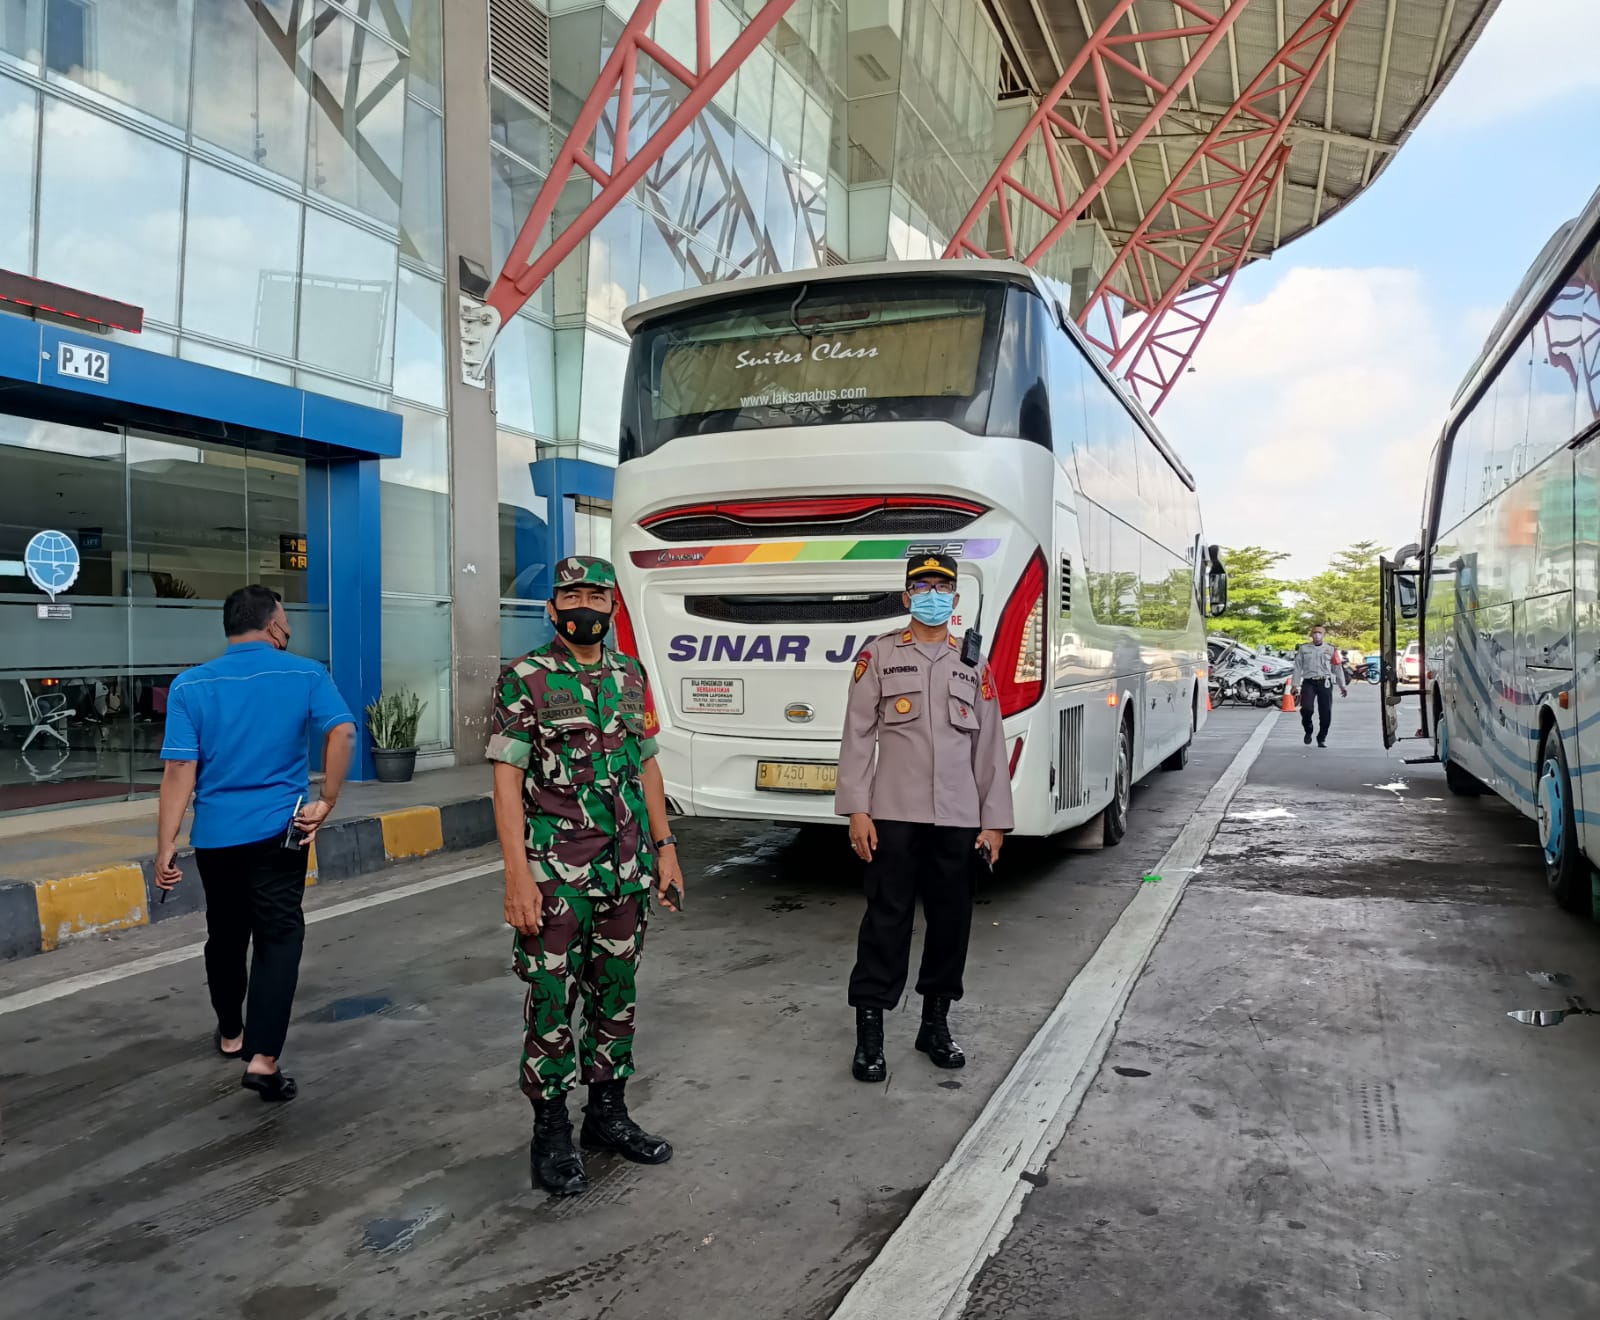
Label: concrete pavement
xmin=0 ymin=715 xmax=1254 ymax=1319
xmin=2 ymin=692 xmax=1595 ymax=1319
xmin=962 ymin=690 xmax=1600 ymax=1319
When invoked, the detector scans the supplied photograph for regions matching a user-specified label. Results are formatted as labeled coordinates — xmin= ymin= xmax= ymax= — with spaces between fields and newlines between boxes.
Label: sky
xmin=1160 ymin=0 xmax=1600 ymax=580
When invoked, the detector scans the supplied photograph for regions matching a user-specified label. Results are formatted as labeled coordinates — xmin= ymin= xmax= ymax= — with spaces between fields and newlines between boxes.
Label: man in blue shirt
xmin=155 ymin=585 xmax=356 ymax=1103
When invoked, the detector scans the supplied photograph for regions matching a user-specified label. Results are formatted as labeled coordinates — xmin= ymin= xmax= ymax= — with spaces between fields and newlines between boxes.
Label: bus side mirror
xmin=1396 ymin=573 xmax=1419 ymax=621
xmin=1206 ymin=544 xmax=1228 ymax=617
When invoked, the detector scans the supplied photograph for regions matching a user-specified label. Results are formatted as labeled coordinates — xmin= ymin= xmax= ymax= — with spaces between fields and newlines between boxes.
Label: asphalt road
xmin=0 ymin=714 xmax=1253 ymax=1320
xmin=3 ymin=690 xmax=1596 ymax=1320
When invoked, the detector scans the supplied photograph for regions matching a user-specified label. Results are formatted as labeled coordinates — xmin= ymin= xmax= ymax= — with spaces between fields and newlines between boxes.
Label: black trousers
xmin=848 ymin=820 xmax=977 ymax=1010
xmin=195 ymin=834 xmax=309 ymax=1059
xmin=1300 ymin=678 xmax=1334 ymax=741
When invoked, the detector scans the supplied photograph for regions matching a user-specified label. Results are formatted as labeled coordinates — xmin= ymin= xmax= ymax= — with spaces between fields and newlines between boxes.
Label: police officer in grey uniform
xmin=1290 ymin=623 xmax=1347 ymax=747
xmin=836 ymin=553 xmax=1014 ymax=1082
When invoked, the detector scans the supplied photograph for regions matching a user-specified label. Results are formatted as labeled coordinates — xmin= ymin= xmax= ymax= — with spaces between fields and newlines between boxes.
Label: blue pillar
xmin=531 ymin=458 xmax=617 ymax=582
xmin=327 ymin=458 xmax=382 ymax=780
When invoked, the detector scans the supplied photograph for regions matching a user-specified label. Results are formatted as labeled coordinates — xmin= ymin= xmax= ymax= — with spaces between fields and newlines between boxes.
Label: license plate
xmin=755 ymin=760 xmax=838 ymax=794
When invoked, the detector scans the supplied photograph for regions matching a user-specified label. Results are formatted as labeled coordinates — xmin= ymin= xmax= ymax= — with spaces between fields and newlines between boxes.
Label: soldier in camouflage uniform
xmin=488 ymin=555 xmax=685 ymax=1196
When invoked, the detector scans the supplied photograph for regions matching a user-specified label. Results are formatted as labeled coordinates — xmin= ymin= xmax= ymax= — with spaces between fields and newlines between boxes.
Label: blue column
xmin=327 ymin=458 xmax=382 ymax=780
xmin=531 ymin=458 xmax=617 ymax=577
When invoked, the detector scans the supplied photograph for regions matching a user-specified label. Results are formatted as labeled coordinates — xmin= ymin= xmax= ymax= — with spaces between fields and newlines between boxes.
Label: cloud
xmin=1159 ymin=265 xmax=1478 ymax=578
xmin=1424 ymin=0 xmax=1600 ymax=130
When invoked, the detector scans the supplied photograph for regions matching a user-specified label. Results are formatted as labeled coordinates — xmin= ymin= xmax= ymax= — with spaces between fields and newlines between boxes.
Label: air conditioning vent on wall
xmin=490 ymin=0 xmax=552 ymax=114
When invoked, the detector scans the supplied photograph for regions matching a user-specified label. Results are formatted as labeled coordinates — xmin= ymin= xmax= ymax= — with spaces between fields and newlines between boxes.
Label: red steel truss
xmin=1077 ymin=0 xmax=1361 ymax=410
xmin=465 ymin=0 xmax=798 ymax=375
xmin=943 ymin=0 xmax=1251 ymax=265
xmin=1114 ymin=146 xmax=1287 ymax=411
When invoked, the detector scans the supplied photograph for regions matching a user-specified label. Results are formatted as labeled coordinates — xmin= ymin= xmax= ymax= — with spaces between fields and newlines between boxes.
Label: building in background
xmin=0 ymin=0 xmax=1110 ymax=814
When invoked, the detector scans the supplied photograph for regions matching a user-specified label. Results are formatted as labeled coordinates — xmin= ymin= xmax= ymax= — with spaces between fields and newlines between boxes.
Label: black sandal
xmin=241 ymin=1070 xmax=298 ymax=1103
xmin=214 ymin=1027 xmax=244 ymax=1059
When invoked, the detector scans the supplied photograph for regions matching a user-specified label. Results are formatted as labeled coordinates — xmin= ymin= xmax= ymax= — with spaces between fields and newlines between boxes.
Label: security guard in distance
xmin=835 ymin=552 xmax=1014 ymax=1082
xmin=487 ymin=555 xmax=686 ymax=1196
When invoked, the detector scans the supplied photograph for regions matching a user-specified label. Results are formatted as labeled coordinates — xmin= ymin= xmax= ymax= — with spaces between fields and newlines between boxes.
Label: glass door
xmin=0 ymin=418 xmax=328 ymax=816
xmin=0 ymin=414 xmax=134 ymax=812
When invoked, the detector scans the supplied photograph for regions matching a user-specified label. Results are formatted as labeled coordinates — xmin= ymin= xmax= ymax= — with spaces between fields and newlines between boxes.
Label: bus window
xmin=1048 ymin=328 xmax=1091 ymax=469
xmin=621 ymin=276 xmax=1039 ymax=455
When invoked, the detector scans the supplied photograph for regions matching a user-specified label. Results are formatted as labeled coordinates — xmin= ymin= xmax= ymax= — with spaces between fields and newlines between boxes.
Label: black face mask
xmin=554 ymin=605 xmax=611 ymax=647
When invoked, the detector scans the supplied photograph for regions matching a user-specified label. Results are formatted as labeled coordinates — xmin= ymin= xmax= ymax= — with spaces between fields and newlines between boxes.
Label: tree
xmin=1205 ymin=545 xmax=1304 ymax=649
xmin=1299 ymin=539 xmax=1385 ymax=649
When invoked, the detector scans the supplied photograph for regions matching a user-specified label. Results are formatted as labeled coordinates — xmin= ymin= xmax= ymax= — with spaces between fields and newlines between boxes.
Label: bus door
xmin=1378 ymin=556 xmax=1422 ymax=749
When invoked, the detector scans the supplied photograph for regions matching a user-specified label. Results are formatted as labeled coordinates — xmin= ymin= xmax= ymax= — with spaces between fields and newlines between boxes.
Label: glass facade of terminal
xmin=0 ymin=0 xmax=1108 ymax=813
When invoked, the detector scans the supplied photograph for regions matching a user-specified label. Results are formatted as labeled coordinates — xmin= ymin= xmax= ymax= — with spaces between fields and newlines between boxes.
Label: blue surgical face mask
xmin=909 ymin=591 xmax=956 ymax=627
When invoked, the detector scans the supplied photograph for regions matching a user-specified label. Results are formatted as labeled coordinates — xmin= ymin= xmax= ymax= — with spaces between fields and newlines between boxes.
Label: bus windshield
xmin=621 ymin=277 xmax=1020 ymax=457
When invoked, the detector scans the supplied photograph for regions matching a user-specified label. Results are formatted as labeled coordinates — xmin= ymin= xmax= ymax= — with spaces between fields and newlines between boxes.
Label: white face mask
xmin=1311 ymin=633 xmax=1324 ymax=645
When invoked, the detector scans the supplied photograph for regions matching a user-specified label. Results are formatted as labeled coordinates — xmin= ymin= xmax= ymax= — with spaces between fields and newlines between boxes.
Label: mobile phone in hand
xmin=665 ymin=880 xmax=685 ymax=909
xmin=978 ymin=840 xmax=994 ymax=873
xmin=281 ymin=795 xmax=305 ymax=850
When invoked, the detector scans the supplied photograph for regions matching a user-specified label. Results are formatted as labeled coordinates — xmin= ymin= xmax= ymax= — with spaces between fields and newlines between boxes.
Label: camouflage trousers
xmin=513 ymin=887 xmax=647 ymax=1102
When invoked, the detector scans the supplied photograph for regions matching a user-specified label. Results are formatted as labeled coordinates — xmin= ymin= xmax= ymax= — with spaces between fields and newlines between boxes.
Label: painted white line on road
xmin=830 ymin=711 xmax=1280 ymax=1320
xmin=0 ymin=861 xmax=503 ymax=1018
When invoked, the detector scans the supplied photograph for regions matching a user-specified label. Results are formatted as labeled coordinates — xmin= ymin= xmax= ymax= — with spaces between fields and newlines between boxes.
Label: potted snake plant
xmin=366 ymin=689 xmax=427 ymax=783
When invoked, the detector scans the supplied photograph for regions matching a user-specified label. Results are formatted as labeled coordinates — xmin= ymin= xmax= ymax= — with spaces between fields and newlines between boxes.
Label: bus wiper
xmin=788 ymin=284 xmax=813 ymax=340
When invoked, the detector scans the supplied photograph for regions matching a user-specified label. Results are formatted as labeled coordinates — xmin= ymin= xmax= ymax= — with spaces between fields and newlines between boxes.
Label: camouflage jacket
xmin=487 ymin=639 xmax=660 ymax=897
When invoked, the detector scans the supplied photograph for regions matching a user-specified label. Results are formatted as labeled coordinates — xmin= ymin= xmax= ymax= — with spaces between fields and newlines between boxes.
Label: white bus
xmin=1384 ymin=182 xmax=1600 ymax=913
xmin=610 ymin=261 xmax=1227 ymax=841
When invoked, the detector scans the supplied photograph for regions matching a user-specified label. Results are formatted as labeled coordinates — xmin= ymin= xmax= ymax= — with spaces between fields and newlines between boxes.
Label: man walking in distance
xmin=489 ymin=555 xmax=686 ymax=1197
xmin=1291 ymin=623 xmax=1348 ymax=748
xmin=154 ymin=585 xmax=356 ymax=1103
xmin=835 ymin=553 xmax=1013 ymax=1082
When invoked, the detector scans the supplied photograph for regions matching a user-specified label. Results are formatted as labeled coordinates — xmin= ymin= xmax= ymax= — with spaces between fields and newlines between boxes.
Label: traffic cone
xmin=1206 ymin=689 xmax=1214 ymax=712
xmin=1280 ymin=686 xmax=1297 ymax=713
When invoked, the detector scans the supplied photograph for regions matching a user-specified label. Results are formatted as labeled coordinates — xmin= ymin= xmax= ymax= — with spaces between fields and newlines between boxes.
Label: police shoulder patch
xmin=979 ymin=662 xmax=995 ymax=702
xmin=852 ymin=648 xmax=872 ymax=683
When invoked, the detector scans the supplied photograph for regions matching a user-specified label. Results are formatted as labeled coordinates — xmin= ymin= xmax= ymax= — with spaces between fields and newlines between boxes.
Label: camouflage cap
xmin=553 ymin=554 xmax=617 ymax=590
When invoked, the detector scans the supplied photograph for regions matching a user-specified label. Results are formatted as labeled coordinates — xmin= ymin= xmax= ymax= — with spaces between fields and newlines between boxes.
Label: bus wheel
xmin=1436 ymin=711 xmax=1481 ymax=796
xmin=1103 ymin=718 xmax=1133 ymax=846
xmin=1537 ymin=730 xmax=1587 ymax=913
xmin=1161 ymin=698 xmax=1194 ymax=771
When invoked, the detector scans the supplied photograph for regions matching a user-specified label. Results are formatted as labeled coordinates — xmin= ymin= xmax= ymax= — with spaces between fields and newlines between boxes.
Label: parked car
xmin=1401 ymin=639 xmax=1421 ymax=682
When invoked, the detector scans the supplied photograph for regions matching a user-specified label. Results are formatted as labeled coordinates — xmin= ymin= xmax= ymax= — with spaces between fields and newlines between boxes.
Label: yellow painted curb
xmin=379 ymin=806 xmax=444 ymax=861
xmin=37 ymin=864 xmax=149 ymax=952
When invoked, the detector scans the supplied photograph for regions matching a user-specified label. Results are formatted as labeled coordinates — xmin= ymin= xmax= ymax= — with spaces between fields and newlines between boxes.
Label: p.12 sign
xmin=56 ymin=343 xmax=110 ymax=383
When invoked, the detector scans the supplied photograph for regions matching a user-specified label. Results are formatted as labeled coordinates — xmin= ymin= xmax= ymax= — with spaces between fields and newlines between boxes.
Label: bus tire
xmin=1161 ymin=697 xmax=1195 ymax=772
xmin=1537 ymin=729 xmax=1587 ymax=914
xmin=1103 ymin=717 xmax=1133 ymax=846
xmin=1435 ymin=710 xmax=1481 ymax=796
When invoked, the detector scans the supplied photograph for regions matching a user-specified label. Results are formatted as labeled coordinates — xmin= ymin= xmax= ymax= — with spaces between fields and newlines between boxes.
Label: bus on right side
xmin=1382 ymin=183 xmax=1600 ymax=915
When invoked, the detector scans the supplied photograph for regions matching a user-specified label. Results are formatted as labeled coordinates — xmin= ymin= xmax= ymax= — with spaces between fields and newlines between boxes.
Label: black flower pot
xmin=372 ymin=747 xmax=418 ymax=783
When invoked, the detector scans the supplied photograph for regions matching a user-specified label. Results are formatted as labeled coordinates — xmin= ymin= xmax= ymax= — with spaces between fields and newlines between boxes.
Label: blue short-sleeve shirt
xmin=161 ymin=641 xmax=356 ymax=849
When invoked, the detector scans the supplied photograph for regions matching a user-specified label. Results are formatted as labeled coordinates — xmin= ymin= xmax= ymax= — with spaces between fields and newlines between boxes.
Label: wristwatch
xmin=654 ymin=833 xmax=678 ymax=850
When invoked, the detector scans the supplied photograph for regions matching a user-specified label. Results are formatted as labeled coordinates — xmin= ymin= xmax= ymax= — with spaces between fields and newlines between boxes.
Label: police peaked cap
xmin=553 ymin=555 xmax=617 ymax=590
xmin=906 ymin=552 xmax=958 ymax=585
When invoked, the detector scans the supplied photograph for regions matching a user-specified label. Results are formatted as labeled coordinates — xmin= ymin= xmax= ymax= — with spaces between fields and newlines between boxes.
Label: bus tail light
xmin=990 ymin=551 xmax=1046 ymax=717
xmin=612 ymin=592 xmax=661 ymax=734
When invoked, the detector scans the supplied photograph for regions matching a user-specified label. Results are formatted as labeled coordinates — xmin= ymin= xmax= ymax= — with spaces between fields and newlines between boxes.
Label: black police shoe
xmin=581 ymin=1080 xmax=673 ymax=1164
xmin=853 ymin=1006 xmax=887 ymax=1083
xmin=915 ymin=996 xmax=966 ymax=1069
xmin=531 ymin=1094 xmax=589 ymax=1196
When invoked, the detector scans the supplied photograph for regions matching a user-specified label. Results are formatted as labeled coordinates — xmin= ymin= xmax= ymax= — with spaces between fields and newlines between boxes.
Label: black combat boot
xmin=580 ymin=1080 xmax=673 ymax=1164
xmin=852 ymin=1006 xmax=887 ymax=1083
xmin=915 ymin=996 xmax=966 ymax=1069
xmin=530 ymin=1094 xmax=589 ymax=1196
